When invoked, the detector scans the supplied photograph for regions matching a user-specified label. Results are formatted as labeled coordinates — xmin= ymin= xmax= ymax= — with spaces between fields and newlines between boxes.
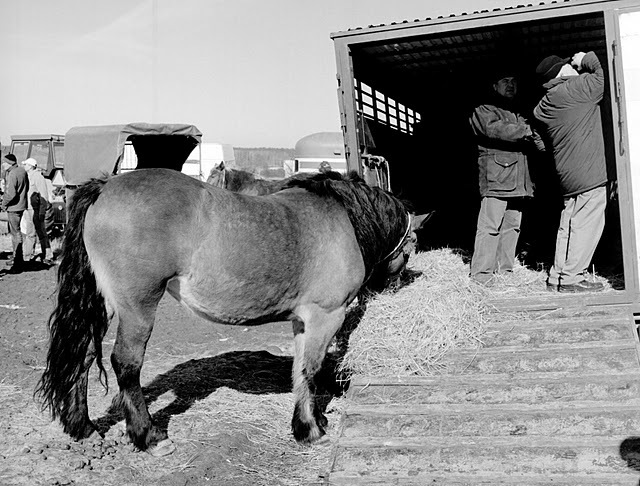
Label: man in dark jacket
xmin=469 ymin=73 xmax=537 ymax=285
xmin=533 ymin=51 xmax=607 ymax=293
xmin=1 ymin=153 xmax=29 ymax=272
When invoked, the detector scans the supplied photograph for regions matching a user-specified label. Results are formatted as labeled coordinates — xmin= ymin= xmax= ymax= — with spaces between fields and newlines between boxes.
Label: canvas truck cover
xmin=64 ymin=122 xmax=202 ymax=186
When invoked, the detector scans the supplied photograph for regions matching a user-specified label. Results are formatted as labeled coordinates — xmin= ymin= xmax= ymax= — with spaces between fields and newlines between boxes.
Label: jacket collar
xmin=542 ymin=76 xmax=572 ymax=90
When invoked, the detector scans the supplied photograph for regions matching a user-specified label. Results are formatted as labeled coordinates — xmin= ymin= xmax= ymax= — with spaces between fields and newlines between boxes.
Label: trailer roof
xmin=331 ymin=0 xmax=621 ymax=38
xmin=329 ymin=0 xmax=632 ymax=103
xmin=294 ymin=132 xmax=345 ymax=159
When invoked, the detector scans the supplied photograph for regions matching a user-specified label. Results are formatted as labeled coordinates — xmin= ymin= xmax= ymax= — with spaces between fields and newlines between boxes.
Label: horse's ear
xmin=219 ymin=161 xmax=225 ymax=170
xmin=411 ymin=211 xmax=434 ymax=231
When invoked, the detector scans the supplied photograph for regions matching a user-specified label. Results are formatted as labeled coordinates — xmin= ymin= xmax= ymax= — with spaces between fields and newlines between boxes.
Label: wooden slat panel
xmin=328 ymin=472 xmax=639 ymax=485
xmin=342 ymin=405 xmax=640 ymax=438
xmin=328 ymin=304 xmax=640 ymax=484
xmin=332 ymin=436 xmax=633 ymax=477
xmin=442 ymin=343 xmax=638 ymax=375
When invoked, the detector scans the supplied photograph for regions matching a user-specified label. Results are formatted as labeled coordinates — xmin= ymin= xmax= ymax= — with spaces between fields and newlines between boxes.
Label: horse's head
xmin=380 ymin=211 xmax=433 ymax=287
xmin=206 ymin=162 xmax=226 ymax=188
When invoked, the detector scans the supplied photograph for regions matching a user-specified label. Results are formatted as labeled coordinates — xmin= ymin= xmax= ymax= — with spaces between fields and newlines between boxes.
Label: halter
xmin=380 ymin=212 xmax=412 ymax=263
xmin=219 ymin=166 xmax=227 ymax=189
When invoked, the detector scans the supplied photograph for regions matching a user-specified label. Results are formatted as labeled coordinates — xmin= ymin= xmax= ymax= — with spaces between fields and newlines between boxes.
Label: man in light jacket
xmin=22 ymin=158 xmax=52 ymax=263
xmin=533 ymin=51 xmax=607 ymax=293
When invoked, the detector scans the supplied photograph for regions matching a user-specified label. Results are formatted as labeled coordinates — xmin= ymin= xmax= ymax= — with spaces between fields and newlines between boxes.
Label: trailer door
xmin=616 ymin=7 xmax=640 ymax=295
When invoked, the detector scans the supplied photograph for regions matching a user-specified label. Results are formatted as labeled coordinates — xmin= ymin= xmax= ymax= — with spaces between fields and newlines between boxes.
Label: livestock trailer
xmin=331 ymin=0 xmax=640 ymax=308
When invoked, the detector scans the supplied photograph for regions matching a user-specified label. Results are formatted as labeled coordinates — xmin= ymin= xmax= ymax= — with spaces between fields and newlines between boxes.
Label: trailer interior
xmin=336 ymin=8 xmax=624 ymax=288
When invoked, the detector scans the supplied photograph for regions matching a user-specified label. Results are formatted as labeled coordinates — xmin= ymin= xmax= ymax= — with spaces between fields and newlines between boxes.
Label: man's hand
xmin=571 ymin=52 xmax=587 ymax=70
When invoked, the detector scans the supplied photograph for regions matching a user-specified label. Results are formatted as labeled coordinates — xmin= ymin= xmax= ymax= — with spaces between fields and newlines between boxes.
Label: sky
xmin=0 ymin=0 xmax=516 ymax=148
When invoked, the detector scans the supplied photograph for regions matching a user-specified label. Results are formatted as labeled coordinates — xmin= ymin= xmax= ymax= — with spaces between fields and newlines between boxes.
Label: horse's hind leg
xmin=61 ymin=338 xmax=104 ymax=440
xmin=291 ymin=306 xmax=346 ymax=443
xmin=110 ymin=302 xmax=164 ymax=451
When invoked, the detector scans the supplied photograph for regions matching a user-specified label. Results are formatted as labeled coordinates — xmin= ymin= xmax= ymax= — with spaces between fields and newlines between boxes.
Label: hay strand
xmin=339 ymin=249 xmax=488 ymax=378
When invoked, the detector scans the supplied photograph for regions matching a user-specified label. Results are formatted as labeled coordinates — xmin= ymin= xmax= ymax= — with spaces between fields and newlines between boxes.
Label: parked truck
xmin=9 ymin=134 xmax=65 ymax=184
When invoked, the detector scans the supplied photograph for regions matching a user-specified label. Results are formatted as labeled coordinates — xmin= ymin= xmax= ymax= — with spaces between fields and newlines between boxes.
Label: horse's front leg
xmin=290 ymin=305 xmax=346 ymax=443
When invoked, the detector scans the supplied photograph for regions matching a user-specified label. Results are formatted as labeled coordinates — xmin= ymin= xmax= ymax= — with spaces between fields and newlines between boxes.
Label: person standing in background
xmin=469 ymin=71 xmax=539 ymax=285
xmin=22 ymin=158 xmax=53 ymax=263
xmin=1 ymin=153 xmax=29 ymax=273
xmin=533 ymin=51 xmax=607 ymax=293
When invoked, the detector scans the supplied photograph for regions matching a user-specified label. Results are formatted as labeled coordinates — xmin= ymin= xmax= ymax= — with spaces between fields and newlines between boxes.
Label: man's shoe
xmin=546 ymin=282 xmax=558 ymax=292
xmin=558 ymin=280 xmax=604 ymax=293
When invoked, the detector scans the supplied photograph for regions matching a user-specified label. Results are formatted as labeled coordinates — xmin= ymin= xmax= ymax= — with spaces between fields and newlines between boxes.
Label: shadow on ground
xmin=94 ymin=346 xmax=355 ymax=437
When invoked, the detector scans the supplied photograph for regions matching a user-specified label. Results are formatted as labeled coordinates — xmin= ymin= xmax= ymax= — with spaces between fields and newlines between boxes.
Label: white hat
xmin=23 ymin=158 xmax=37 ymax=168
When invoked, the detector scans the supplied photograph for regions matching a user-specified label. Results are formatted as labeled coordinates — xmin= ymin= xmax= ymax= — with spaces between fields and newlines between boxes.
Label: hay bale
xmin=338 ymin=247 xmax=617 ymax=379
xmin=339 ymin=249 xmax=488 ymax=378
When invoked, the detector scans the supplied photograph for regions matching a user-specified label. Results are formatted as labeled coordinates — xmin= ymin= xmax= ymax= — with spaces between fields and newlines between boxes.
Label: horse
xmin=35 ymin=168 xmax=427 ymax=455
xmin=206 ymin=161 xmax=306 ymax=195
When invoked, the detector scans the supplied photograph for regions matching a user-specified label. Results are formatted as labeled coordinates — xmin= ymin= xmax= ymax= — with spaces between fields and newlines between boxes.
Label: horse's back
xmin=85 ymin=169 xmax=204 ymax=256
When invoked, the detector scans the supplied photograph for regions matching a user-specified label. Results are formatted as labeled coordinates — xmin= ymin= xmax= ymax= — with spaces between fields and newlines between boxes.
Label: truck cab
xmin=10 ymin=134 xmax=65 ymax=185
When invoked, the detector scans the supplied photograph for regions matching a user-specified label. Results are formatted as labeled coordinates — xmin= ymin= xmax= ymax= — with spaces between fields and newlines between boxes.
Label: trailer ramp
xmin=327 ymin=304 xmax=640 ymax=484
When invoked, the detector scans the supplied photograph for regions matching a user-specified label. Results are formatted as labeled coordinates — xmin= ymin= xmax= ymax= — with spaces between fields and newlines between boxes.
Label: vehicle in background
xmin=292 ymin=132 xmax=347 ymax=175
xmin=121 ymin=141 xmax=234 ymax=182
xmin=5 ymin=124 xmax=203 ymax=229
xmin=63 ymin=122 xmax=202 ymax=215
xmin=9 ymin=134 xmax=65 ymax=184
xmin=184 ymin=143 xmax=235 ymax=181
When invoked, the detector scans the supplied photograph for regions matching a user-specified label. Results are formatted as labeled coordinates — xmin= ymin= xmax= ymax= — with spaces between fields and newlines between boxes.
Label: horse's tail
xmin=35 ymin=177 xmax=110 ymax=429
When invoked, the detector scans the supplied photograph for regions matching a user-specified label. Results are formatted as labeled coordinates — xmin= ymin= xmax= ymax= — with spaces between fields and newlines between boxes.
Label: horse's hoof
xmin=148 ymin=439 xmax=176 ymax=457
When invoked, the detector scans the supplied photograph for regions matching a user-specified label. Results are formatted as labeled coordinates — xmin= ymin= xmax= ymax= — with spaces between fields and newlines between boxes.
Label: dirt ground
xmin=0 ymin=238 xmax=344 ymax=486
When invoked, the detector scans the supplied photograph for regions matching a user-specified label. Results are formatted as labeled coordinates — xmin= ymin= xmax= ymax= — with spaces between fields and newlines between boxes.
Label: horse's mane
xmin=208 ymin=166 xmax=319 ymax=195
xmin=284 ymin=171 xmax=409 ymax=277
